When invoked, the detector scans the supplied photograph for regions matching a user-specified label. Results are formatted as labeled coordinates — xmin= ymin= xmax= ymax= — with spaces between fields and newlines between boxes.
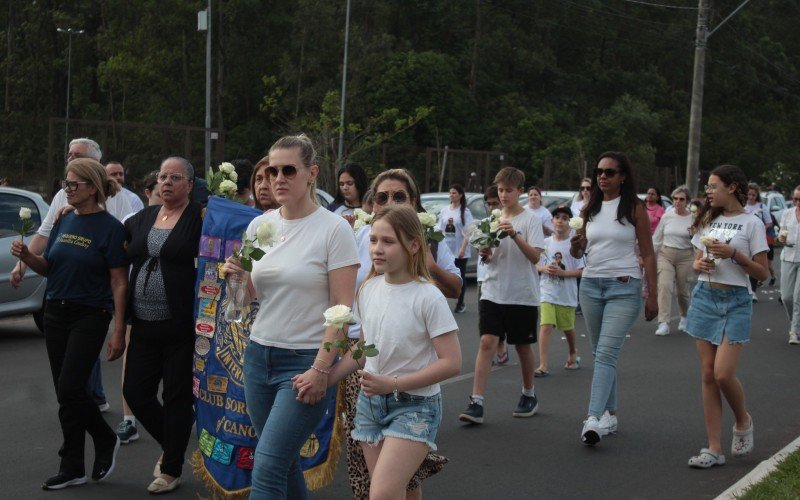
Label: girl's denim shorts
xmin=685 ymin=282 xmax=752 ymax=345
xmin=351 ymin=391 xmax=442 ymax=451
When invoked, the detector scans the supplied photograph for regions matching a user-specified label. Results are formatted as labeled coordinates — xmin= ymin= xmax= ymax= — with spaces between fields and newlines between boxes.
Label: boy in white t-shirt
xmin=479 ymin=185 xmax=509 ymax=366
xmin=459 ymin=167 xmax=545 ymax=424
xmin=534 ymin=206 xmax=584 ymax=375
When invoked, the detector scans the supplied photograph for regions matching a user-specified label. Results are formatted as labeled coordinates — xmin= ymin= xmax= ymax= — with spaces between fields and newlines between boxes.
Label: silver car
xmin=0 ymin=187 xmax=49 ymax=331
xmin=420 ymin=192 xmax=488 ymax=277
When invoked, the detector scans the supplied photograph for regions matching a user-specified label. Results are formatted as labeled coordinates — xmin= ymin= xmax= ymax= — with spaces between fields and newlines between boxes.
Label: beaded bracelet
xmin=310 ymin=365 xmax=330 ymax=375
xmin=731 ymin=249 xmax=747 ymax=266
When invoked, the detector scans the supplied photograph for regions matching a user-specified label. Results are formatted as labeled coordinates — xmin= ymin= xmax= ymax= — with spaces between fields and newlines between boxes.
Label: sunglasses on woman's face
xmin=374 ymin=190 xmax=409 ymax=206
xmin=266 ymin=165 xmax=298 ymax=180
xmin=580 ymin=186 xmax=591 ymax=191
xmin=672 ymin=196 xmax=686 ymax=201
xmin=594 ymin=168 xmax=619 ymax=178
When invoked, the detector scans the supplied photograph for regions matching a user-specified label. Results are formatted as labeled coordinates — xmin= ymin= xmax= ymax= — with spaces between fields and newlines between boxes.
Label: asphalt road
xmin=2 ymin=281 xmax=799 ymax=499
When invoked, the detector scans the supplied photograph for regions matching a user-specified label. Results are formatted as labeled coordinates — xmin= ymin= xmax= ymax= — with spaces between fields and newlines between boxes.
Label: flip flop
xmin=565 ymin=356 xmax=582 ymax=370
xmin=496 ymin=350 xmax=509 ymax=365
xmin=534 ymin=369 xmax=549 ymax=377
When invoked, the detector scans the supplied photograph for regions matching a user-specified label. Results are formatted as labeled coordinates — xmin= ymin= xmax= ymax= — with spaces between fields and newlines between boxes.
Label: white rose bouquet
xmin=353 ymin=208 xmax=374 ymax=231
xmin=224 ymin=221 xmax=277 ymax=322
xmin=418 ymin=212 xmax=444 ymax=242
xmin=206 ymin=161 xmax=240 ymax=199
xmin=466 ymin=209 xmax=509 ymax=254
xmin=322 ymin=305 xmax=379 ymax=362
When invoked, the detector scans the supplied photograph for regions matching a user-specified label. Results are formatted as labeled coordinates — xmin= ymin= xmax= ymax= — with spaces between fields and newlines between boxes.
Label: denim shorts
xmin=351 ymin=391 xmax=442 ymax=451
xmin=685 ymin=282 xmax=752 ymax=345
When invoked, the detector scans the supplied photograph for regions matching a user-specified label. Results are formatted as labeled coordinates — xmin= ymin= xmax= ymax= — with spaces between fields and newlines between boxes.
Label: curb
xmin=716 ymin=435 xmax=800 ymax=499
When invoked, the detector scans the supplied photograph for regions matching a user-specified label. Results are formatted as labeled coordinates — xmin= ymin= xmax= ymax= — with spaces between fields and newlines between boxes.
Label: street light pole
xmin=205 ymin=0 xmax=212 ymax=171
xmin=684 ymin=0 xmax=752 ymax=197
xmin=337 ymin=0 xmax=351 ymax=168
xmin=56 ymin=27 xmax=84 ymax=156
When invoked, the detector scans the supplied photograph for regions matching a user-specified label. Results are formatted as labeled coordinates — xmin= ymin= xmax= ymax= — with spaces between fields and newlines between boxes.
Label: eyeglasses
xmin=157 ymin=173 xmax=188 ymax=183
xmin=580 ymin=186 xmax=591 ymax=191
xmin=266 ymin=165 xmax=298 ymax=180
xmin=704 ymin=184 xmax=717 ymax=192
xmin=374 ymin=190 xmax=409 ymax=206
xmin=672 ymin=196 xmax=686 ymax=201
xmin=62 ymin=179 xmax=90 ymax=191
xmin=594 ymin=168 xmax=619 ymax=178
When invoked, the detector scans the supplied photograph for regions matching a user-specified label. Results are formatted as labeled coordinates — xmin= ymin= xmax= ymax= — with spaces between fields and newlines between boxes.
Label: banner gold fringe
xmin=191 ymin=381 xmax=346 ymax=497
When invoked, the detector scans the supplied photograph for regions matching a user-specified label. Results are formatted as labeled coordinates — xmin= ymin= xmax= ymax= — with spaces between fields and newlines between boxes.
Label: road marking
xmin=441 ymin=365 xmax=508 ymax=387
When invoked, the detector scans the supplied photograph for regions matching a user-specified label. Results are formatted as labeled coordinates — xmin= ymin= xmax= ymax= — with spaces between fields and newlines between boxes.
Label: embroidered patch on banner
xmin=194 ymin=356 xmax=205 ymax=373
xmin=199 ymin=236 xmax=222 ymax=259
xmin=211 ymin=439 xmax=234 ymax=465
xmin=195 ymin=316 xmax=216 ymax=338
xmin=236 ymin=447 xmax=254 ymax=470
xmin=207 ymin=375 xmax=229 ymax=394
xmin=203 ymin=262 xmax=219 ymax=282
xmin=193 ymin=376 xmax=200 ymax=397
xmin=199 ymin=428 xmax=216 ymax=457
xmin=199 ymin=298 xmax=217 ymax=318
xmin=195 ymin=336 xmax=211 ymax=356
xmin=198 ymin=280 xmax=222 ymax=300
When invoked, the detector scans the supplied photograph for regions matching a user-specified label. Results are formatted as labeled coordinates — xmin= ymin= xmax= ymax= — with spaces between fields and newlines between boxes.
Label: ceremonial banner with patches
xmin=192 ymin=196 xmax=345 ymax=497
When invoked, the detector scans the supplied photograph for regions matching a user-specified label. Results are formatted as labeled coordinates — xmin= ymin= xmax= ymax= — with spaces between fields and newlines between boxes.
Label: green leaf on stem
xmin=249 ymin=248 xmax=265 ymax=260
xmin=241 ymin=258 xmax=253 ymax=272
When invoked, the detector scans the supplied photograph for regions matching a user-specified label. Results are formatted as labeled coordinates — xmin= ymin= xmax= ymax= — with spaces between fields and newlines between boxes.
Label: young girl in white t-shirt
xmin=684 ymin=165 xmax=769 ymax=469
xmin=325 ymin=205 xmax=462 ymax=497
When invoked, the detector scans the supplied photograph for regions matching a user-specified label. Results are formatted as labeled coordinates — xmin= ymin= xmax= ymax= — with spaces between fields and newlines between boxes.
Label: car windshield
xmin=421 ymin=196 xmax=451 ymax=217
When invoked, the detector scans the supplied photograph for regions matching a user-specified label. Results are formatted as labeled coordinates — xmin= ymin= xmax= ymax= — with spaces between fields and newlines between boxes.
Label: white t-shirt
xmin=357 ymin=276 xmax=458 ymax=397
xmin=481 ymin=209 xmax=545 ymax=306
xmin=583 ymin=197 xmax=642 ymax=279
xmin=652 ymin=211 xmax=693 ymax=251
xmin=39 ymin=188 xmax=134 ymax=238
xmin=744 ymin=202 xmax=771 ymax=226
xmin=692 ymin=212 xmax=769 ymax=290
xmin=570 ymin=198 xmax=586 ymax=218
xmin=780 ymin=208 xmax=800 ymax=263
xmin=124 ymin=187 xmax=145 ymax=213
xmin=437 ymin=205 xmax=474 ymax=260
xmin=247 ymin=207 xmax=360 ymax=349
xmin=526 ymin=205 xmax=554 ymax=234
xmin=349 ymin=222 xmax=462 ymax=339
xmin=333 ymin=204 xmax=356 ymax=216
xmin=539 ymin=236 xmax=584 ymax=307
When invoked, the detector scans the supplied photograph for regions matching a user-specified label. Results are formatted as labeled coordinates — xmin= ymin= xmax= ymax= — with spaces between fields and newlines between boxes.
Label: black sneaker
xmin=454 ymin=303 xmax=466 ymax=313
xmin=42 ymin=472 xmax=88 ymax=490
xmin=512 ymin=394 xmax=538 ymax=417
xmin=92 ymin=436 xmax=120 ymax=482
xmin=458 ymin=398 xmax=484 ymax=424
xmin=116 ymin=419 xmax=139 ymax=444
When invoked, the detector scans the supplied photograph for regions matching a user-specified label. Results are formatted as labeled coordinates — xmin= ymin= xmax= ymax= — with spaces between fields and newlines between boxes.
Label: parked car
xmin=637 ymin=193 xmax=674 ymax=209
xmin=762 ymin=191 xmax=789 ymax=227
xmin=0 ymin=187 xmax=49 ymax=331
xmin=420 ymin=192 xmax=487 ymax=277
xmin=519 ymin=190 xmax=576 ymax=211
xmin=316 ymin=188 xmax=334 ymax=208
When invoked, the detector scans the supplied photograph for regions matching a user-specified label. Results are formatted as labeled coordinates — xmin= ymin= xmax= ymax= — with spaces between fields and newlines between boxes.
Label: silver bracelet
xmin=310 ymin=365 xmax=330 ymax=375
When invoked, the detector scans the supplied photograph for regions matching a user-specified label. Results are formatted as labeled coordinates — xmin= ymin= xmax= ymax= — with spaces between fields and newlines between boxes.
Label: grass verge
xmin=739 ymin=448 xmax=800 ymax=499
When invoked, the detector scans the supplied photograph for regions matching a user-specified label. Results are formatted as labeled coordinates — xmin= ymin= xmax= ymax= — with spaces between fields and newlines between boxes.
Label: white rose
xmin=220 ymin=179 xmax=238 ymax=195
xmin=354 ymin=208 xmax=366 ymax=219
xmin=689 ymin=204 xmax=697 ymax=213
xmin=489 ymin=220 xmax=501 ymax=233
xmin=418 ymin=212 xmax=437 ymax=228
xmin=256 ymin=221 xmax=276 ymax=246
xmin=699 ymin=235 xmax=715 ymax=246
xmin=568 ymin=216 xmax=583 ymax=230
xmin=492 ymin=209 xmax=502 ymax=219
xmin=779 ymin=230 xmax=788 ymax=238
xmin=354 ymin=219 xmax=366 ymax=231
xmin=219 ymin=162 xmax=235 ymax=174
xmin=323 ymin=304 xmax=354 ymax=329
xmin=228 ymin=171 xmax=238 ymax=182
xmin=19 ymin=207 xmax=31 ymax=220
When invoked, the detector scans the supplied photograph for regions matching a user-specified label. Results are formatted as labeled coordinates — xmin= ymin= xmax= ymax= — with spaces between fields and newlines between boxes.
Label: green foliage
xmin=323 ymin=338 xmax=379 ymax=361
xmin=739 ymin=448 xmax=800 ymax=499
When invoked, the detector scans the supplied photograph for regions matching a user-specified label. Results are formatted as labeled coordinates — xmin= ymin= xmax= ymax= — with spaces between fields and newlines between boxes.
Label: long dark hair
xmin=647 ymin=186 xmax=663 ymax=207
xmin=691 ymin=165 xmax=748 ymax=232
xmin=333 ymin=163 xmax=368 ymax=206
xmin=450 ymin=183 xmax=467 ymax=225
xmin=583 ymin=151 xmax=641 ymax=225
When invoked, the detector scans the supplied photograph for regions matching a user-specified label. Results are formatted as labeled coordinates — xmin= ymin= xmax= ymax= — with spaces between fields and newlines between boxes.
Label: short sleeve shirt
xmin=539 ymin=236 xmax=584 ymax=307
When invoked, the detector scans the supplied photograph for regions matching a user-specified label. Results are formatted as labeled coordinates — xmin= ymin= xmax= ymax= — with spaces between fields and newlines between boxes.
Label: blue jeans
xmin=579 ymin=277 xmax=642 ymax=418
xmin=243 ymin=342 xmax=332 ymax=500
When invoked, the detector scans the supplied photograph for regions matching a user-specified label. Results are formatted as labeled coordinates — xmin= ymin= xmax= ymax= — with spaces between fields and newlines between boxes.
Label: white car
xmin=0 ymin=187 xmax=49 ymax=331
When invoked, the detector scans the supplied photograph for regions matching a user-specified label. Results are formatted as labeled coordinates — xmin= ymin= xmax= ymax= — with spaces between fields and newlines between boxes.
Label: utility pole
xmin=337 ymin=0 xmax=351 ymax=168
xmin=56 ymin=27 xmax=85 ymax=156
xmin=198 ymin=1 xmax=212 ymax=171
xmin=685 ymin=0 xmax=752 ymax=197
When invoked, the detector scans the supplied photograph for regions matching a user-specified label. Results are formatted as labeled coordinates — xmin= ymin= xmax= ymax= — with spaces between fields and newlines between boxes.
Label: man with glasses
xmin=9 ymin=137 xmax=133 ymax=412
xmin=106 ymin=161 xmax=145 ymax=214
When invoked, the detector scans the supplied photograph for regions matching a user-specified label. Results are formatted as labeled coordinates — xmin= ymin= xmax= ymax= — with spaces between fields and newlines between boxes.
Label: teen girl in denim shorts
xmin=685 ymin=165 xmax=769 ymax=469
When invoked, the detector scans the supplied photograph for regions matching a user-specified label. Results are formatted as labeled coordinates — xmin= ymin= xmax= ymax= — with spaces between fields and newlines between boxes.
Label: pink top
xmin=646 ymin=203 xmax=665 ymax=234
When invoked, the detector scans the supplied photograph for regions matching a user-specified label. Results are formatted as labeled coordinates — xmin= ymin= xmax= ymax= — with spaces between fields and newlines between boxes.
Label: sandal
xmin=565 ymin=356 xmax=581 ymax=370
xmin=148 ymin=476 xmax=181 ymax=494
xmin=732 ymin=417 xmax=754 ymax=457
xmin=688 ymin=448 xmax=726 ymax=468
xmin=534 ymin=368 xmax=549 ymax=377
xmin=496 ymin=350 xmax=509 ymax=365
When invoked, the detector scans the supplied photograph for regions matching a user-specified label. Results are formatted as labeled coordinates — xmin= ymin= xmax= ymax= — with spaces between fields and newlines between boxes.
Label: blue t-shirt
xmin=44 ymin=211 xmax=128 ymax=311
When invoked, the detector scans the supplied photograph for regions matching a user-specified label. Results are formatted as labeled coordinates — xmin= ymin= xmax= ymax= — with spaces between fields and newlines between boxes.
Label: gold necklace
xmin=159 ymin=204 xmax=185 ymax=222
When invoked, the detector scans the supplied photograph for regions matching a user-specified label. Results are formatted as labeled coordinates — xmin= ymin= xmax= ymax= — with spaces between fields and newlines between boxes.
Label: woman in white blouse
xmin=652 ymin=186 xmax=695 ymax=336
xmin=779 ymin=185 xmax=800 ymax=345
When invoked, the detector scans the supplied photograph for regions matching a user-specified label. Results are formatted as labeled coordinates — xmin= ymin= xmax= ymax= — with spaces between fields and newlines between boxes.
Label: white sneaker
xmin=678 ymin=316 xmax=687 ymax=332
xmin=655 ymin=322 xmax=670 ymax=336
xmin=789 ymin=333 xmax=800 ymax=345
xmin=581 ymin=416 xmax=604 ymax=446
xmin=599 ymin=410 xmax=618 ymax=434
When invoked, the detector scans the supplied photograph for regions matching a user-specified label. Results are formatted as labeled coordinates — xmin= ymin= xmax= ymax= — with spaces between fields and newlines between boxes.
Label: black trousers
xmin=44 ymin=300 xmax=116 ymax=476
xmin=455 ymin=257 xmax=468 ymax=306
xmin=123 ymin=318 xmax=194 ymax=477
